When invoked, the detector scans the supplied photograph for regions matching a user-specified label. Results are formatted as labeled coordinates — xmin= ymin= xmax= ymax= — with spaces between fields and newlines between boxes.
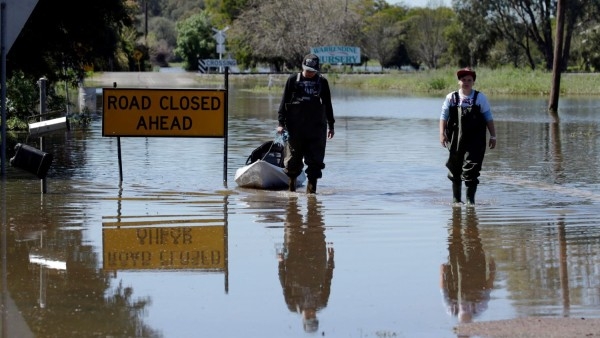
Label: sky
xmin=388 ymin=0 xmax=451 ymax=7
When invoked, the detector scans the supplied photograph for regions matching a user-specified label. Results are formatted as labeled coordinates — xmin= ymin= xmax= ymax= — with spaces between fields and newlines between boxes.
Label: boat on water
xmin=234 ymin=140 xmax=306 ymax=190
xmin=234 ymin=160 xmax=306 ymax=189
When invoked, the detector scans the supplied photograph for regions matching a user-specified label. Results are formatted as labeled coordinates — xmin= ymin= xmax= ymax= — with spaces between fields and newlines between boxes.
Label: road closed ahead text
xmin=102 ymin=88 xmax=226 ymax=137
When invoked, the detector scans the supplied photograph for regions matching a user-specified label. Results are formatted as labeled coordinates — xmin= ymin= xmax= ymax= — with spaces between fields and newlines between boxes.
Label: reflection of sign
xmin=310 ymin=46 xmax=361 ymax=64
xmin=203 ymin=59 xmax=237 ymax=67
xmin=102 ymin=88 xmax=226 ymax=137
xmin=102 ymin=226 xmax=226 ymax=271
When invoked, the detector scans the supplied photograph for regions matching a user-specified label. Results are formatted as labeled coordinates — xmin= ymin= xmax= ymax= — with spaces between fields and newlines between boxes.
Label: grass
xmin=86 ymin=66 xmax=600 ymax=97
xmin=327 ymin=67 xmax=600 ymax=97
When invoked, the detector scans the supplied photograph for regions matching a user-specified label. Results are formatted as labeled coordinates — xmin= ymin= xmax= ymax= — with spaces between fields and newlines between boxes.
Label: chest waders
xmin=445 ymin=91 xmax=487 ymax=204
xmin=284 ymin=73 xmax=327 ymax=193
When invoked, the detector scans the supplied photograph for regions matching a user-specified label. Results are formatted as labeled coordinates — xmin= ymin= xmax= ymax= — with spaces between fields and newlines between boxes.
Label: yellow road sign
xmin=102 ymin=88 xmax=226 ymax=137
xmin=102 ymin=225 xmax=226 ymax=271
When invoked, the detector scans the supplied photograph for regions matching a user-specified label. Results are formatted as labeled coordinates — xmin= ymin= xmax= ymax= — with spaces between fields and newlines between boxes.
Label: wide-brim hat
xmin=457 ymin=67 xmax=476 ymax=81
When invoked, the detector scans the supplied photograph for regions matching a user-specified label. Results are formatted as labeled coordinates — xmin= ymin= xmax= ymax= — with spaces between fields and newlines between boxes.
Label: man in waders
xmin=439 ymin=68 xmax=496 ymax=205
xmin=276 ymin=54 xmax=335 ymax=194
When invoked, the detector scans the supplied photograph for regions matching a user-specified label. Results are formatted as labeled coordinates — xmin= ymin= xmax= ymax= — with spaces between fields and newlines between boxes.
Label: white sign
xmin=213 ymin=32 xmax=226 ymax=44
xmin=310 ymin=46 xmax=361 ymax=65
xmin=212 ymin=27 xmax=228 ymax=44
xmin=29 ymin=116 xmax=69 ymax=137
xmin=203 ymin=59 xmax=237 ymax=67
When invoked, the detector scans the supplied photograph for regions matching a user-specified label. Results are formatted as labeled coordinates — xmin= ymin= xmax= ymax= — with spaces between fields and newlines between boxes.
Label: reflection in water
xmin=0 ymin=182 xmax=160 ymax=337
xmin=441 ymin=208 xmax=495 ymax=324
xmin=557 ymin=216 xmax=570 ymax=316
xmin=2 ymin=86 xmax=600 ymax=337
xmin=277 ymin=196 xmax=334 ymax=333
xmin=549 ymin=121 xmax=565 ymax=184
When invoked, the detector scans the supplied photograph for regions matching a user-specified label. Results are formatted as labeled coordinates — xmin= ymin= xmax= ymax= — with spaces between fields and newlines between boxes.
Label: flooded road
xmin=1 ymin=77 xmax=600 ymax=337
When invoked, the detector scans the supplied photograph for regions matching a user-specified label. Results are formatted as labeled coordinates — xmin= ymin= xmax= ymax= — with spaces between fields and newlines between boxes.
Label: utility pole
xmin=548 ymin=0 xmax=565 ymax=116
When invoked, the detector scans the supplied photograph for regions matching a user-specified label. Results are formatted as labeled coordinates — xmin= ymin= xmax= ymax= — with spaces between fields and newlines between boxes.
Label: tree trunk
xmin=548 ymin=0 xmax=565 ymax=114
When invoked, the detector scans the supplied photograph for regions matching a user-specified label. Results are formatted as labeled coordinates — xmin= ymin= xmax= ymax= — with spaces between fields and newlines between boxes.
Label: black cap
xmin=302 ymin=54 xmax=320 ymax=72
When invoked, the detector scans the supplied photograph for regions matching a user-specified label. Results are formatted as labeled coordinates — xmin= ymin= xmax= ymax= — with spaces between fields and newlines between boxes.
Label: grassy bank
xmin=86 ymin=67 xmax=600 ymax=97
xmin=336 ymin=68 xmax=600 ymax=97
xmin=240 ymin=67 xmax=600 ymax=97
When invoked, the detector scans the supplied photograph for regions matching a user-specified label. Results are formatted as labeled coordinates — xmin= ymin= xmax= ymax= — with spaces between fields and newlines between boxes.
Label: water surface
xmin=1 ymin=82 xmax=600 ymax=337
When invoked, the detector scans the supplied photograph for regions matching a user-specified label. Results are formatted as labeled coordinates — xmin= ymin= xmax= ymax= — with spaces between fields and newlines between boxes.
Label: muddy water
xmin=1 ymin=84 xmax=600 ymax=338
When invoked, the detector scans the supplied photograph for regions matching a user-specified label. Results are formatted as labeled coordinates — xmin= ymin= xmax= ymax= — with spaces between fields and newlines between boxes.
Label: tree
xmin=562 ymin=0 xmax=600 ymax=71
xmin=454 ymin=0 xmax=597 ymax=71
xmin=362 ymin=5 xmax=409 ymax=70
xmin=8 ymin=0 xmax=135 ymax=84
xmin=447 ymin=0 xmax=498 ymax=68
xmin=205 ymin=0 xmax=249 ymax=25
xmin=147 ymin=16 xmax=178 ymax=65
xmin=229 ymin=0 xmax=363 ymax=70
xmin=404 ymin=7 xmax=454 ymax=69
xmin=161 ymin=0 xmax=206 ymax=21
xmin=174 ymin=12 xmax=216 ymax=71
xmin=486 ymin=0 xmax=554 ymax=70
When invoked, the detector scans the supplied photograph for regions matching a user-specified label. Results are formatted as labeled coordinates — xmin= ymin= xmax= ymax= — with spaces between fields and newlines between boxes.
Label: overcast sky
xmin=388 ymin=0 xmax=451 ymax=7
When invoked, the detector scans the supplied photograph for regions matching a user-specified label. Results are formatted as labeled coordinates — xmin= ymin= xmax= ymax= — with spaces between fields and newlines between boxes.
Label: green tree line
xmin=4 ymin=0 xmax=600 ymax=129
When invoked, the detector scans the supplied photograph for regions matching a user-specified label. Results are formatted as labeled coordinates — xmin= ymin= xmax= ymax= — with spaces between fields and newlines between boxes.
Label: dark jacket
xmin=277 ymin=72 xmax=335 ymax=134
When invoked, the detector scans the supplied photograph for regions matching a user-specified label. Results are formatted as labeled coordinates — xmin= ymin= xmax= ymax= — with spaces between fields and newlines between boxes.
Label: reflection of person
xmin=276 ymin=54 xmax=335 ymax=194
xmin=278 ymin=196 xmax=334 ymax=333
xmin=439 ymin=67 xmax=496 ymax=205
xmin=440 ymin=208 xmax=495 ymax=323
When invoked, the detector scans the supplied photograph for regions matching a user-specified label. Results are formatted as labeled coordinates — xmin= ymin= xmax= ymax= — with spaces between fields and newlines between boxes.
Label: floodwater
xmin=2 ymin=79 xmax=600 ymax=338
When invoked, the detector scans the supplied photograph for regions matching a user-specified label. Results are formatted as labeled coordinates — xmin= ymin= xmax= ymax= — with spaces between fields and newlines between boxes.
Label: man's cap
xmin=302 ymin=54 xmax=320 ymax=72
xmin=457 ymin=67 xmax=476 ymax=81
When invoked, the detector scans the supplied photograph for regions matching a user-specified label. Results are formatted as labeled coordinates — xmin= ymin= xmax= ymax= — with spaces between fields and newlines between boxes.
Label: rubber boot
xmin=452 ymin=181 xmax=462 ymax=204
xmin=288 ymin=177 xmax=297 ymax=192
xmin=307 ymin=179 xmax=317 ymax=194
xmin=466 ymin=185 xmax=477 ymax=206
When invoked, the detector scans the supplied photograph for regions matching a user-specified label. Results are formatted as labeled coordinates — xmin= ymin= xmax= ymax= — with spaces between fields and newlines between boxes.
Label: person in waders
xmin=439 ymin=68 xmax=496 ymax=205
xmin=276 ymin=54 xmax=335 ymax=194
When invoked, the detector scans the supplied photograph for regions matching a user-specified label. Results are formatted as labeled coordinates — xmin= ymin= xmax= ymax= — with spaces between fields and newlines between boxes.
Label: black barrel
xmin=9 ymin=143 xmax=53 ymax=179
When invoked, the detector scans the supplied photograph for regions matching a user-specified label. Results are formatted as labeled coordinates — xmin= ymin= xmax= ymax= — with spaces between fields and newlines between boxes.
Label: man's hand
xmin=440 ymin=134 xmax=448 ymax=147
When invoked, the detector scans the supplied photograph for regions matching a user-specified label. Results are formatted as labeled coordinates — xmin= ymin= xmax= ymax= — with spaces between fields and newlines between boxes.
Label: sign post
xmin=211 ymin=27 xmax=229 ymax=73
xmin=102 ymin=87 xmax=229 ymax=183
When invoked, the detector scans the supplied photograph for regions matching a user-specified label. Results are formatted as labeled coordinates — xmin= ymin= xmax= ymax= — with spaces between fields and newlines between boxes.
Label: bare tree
xmin=229 ymin=0 xmax=362 ymax=70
